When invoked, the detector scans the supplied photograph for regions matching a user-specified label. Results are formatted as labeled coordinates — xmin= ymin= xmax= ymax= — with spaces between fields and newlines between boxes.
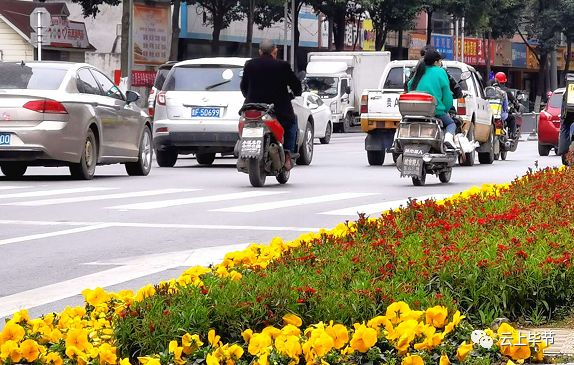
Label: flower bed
xmin=1 ymin=166 xmax=573 ymax=365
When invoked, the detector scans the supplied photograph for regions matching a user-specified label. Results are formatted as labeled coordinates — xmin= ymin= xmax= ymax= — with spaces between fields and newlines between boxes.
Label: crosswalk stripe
xmin=108 ymin=190 xmax=288 ymax=210
xmin=4 ymin=188 xmax=200 ymax=206
xmin=212 ymin=193 xmax=380 ymax=213
xmin=0 ymin=186 xmax=31 ymax=191
xmin=0 ymin=187 xmax=115 ymax=200
xmin=319 ymin=194 xmax=451 ymax=216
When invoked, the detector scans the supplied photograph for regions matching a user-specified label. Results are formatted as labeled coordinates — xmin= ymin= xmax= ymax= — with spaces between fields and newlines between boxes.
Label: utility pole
xmin=284 ymin=2 xmax=288 ymax=61
xmin=290 ymin=0 xmax=295 ymax=70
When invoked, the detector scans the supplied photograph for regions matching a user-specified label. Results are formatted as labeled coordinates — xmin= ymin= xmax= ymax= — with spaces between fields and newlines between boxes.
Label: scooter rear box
xmin=398 ymin=92 xmax=437 ymax=117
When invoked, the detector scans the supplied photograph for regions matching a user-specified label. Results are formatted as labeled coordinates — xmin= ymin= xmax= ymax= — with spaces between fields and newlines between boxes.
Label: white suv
xmin=152 ymin=57 xmax=315 ymax=167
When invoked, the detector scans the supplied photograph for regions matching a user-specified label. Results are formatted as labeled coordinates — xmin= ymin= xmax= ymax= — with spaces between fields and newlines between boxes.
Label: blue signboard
xmin=512 ymin=43 xmax=527 ymax=68
xmin=431 ymin=34 xmax=454 ymax=60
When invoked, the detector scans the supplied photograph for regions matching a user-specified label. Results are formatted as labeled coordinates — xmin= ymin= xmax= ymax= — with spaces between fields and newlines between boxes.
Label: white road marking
xmin=0 ymin=219 xmax=320 ymax=232
xmin=4 ymin=188 xmax=199 ymax=206
xmin=0 ymin=244 xmax=250 ymax=319
xmin=108 ymin=191 xmax=288 ymax=210
xmin=320 ymin=194 xmax=451 ymax=216
xmin=213 ymin=192 xmax=380 ymax=213
xmin=0 ymin=224 xmax=113 ymax=246
xmin=0 ymin=186 xmax=31 ymax=191
xmin=0 ymin=187 xmax=114 ymax=200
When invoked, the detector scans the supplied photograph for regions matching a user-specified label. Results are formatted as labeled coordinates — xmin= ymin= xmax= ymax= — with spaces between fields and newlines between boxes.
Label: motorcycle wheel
xmin=459 ymin=123 xmax=475 ymax=166
xmin=478 ymin=125 xmax=495 ymax=164
xmin=412 ymin=166 xmax=426 ymax=186
xmin=439 ymin=169 xmax=452 ymax=183
xmin=500 ymin=150 xmax=507 ymax=160
xmin=276 ymin=170 xmax=290 ymax=184
xmin=248 ymin=158 xmax=266 ymax=187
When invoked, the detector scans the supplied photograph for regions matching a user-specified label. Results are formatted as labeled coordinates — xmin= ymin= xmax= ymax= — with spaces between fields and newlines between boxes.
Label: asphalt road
xmin=0 ymin=132 xmax=563 ymax=323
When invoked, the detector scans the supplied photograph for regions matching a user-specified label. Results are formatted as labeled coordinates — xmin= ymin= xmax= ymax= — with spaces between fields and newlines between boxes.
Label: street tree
xmin=190 ymin=0 xmax=244 ymax=54
xmin=559 ymin=0 xmax=574 ymax=84
xmin=69 ymin=0 xmax=120 ymax=17
xmin=307 ymin=0 xmax=361 ymax=51
xmin=360 ymin=0 xmax=422 ymax=51
xmin=520 ymin=0 xmax=562 ymax=98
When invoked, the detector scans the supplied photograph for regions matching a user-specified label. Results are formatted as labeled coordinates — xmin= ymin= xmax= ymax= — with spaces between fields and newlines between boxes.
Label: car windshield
xmin=446 ymin=67 xmax=469 ymax=91
xmin=0 ymin=64 xmax=67 ymax=90
xmin=548 ymin=92 xmax=563 ymax=109
xmin=304 ymin=77 xmax=338 ymax=97
xmin=163 ymin=65 xmax=242 ymax=91
xmin=153 ymin=68 xmax=172 ymax=89
xmin=384 ymin=67 xmax=413 ymax=89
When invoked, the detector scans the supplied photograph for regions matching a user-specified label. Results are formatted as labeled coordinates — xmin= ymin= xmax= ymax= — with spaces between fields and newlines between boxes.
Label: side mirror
xmin=345 ymin=86 xmax=351 ymax=95
xmin=126 ymin=90 xmax=140 ymax=104
xmin=459 ymin=71 xmax=472 ymax=82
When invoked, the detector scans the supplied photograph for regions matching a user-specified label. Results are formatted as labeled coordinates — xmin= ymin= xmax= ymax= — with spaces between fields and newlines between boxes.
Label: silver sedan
xmin=0 ymin=61 xmax=152 ymax=179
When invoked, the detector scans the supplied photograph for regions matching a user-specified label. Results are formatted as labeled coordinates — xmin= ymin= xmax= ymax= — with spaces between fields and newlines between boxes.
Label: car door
xmin=471 ymin=71 xmax=491 ymax=125
xmin=91 ymin=69 xmax=141 ymax=158
xmin=76 ymin=67 xmax=118 ymax=158
xmin=306 ymin=93 xmax=328 ymax=136
xmin=339 ymin=78 xmax=351 ymax=115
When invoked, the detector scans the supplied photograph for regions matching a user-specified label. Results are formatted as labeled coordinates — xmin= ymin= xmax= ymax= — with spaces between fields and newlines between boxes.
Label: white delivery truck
xmin=304 ymin=51 xmax=391 ymax=133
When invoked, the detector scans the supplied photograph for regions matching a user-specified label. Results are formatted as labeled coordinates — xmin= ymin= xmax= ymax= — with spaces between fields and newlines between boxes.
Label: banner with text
xmin=133 ymin=3 xmax=171 ymax=65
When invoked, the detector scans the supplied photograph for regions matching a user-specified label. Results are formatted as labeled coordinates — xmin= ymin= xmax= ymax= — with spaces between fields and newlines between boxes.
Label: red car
xmin=538 ymin=88 xmax=563 ymax=156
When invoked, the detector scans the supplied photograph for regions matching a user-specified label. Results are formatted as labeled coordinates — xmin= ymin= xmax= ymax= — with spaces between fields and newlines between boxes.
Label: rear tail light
xmin=148 ymin=107 xmax=155 ymax=117
xmin=156 ymin=127 xmax=168 ymax=133
xmin=494 ymin=119 xmax=503 ymax=129
xmin=243 ymin=110 xmax=263 ymax=119
xmin=23 ymin=99 xmax=68 ymax=114
xmin=457 ymin=97 xmax=466 ymax=115
xmin=360 ymin=94 xmax=368 ymax=114
xmin=157 ymin=91 xmax=166 ymax=106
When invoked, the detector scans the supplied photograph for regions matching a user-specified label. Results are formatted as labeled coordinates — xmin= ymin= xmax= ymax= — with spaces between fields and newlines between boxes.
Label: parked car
xmin=537 ymin=87 xmax=563 ymax=156
xmin=0 ymin=61 xmax=152 ymax=179
xmin=147 ymin=61 xmax=176 ymax=118
xmin=300 ymin=91 xmax=332 ymax=144
xmin=152 ymin=57 xmax=317 ymax=167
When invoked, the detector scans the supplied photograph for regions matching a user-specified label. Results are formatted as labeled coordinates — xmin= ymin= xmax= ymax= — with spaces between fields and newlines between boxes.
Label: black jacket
xmin=240 ymin=55 xmax=302 ymax=121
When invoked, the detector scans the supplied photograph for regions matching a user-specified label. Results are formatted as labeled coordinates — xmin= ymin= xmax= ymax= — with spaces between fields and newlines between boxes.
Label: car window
xmin=163 ymin=65 xmax=243 ymax=91
xmin=446 ymin=67 xmax=469 ymax=91
xmin=340 ymin=79 xmax=348 ymax=95
xmin=548 ymin=92 xmax=563 ymax=108
xmin=0 ymin=63 xmax=67 ymax=90
xmin=77 ymin=68 xmax=102 ymax=95
xmin=91 ymin=69 xmax=124 ymax=101
xmin=473 ymin=72 xmax=486 ymax=98
xmin=383 ymin=67 xmax=406 ymax=89
xmin=153 ymin=68 xmax=172 ymax=89
xmin=305 ymin=76 xmax=338 ymax=98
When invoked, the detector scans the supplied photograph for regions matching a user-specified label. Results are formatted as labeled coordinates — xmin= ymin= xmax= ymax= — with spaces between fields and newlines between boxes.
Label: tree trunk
xmin=375 ymin=28 xmax=387 ymax=51
xmin=333 ymin=9 xmax=346 ymax=51
xmin=537 ymin=52 xmax=549 ymax=99
xmin=246 ymin=0 xmax=254 ymax=57
xmin=562 ymin=36 xmax=572 ymax=87
xmin=485 ymin=32 xmax=491 ymax=82
xmin=211 ymin=15 xmax=223 ymax=55
xmin=170 ymin=0 xmax=181 ymax=61
xmin=398 ymin=29 xmax=404 ymax=59
xmin=426 ymin=10 xmax=433 ymax=45
xmin=121 ymin=0 xmax=130 ymax=77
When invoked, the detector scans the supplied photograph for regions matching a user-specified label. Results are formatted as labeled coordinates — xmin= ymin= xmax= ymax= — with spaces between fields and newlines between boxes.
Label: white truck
xmin=304 ymin=51 xmax=391 ymax=133
xmin=360 ymin=60 xmax=494 ymax=165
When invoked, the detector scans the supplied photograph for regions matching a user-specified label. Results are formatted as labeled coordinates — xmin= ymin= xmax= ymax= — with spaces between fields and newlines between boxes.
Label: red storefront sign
xmin=455 ymin=38 xmax=495 ymax=66
xmin=113 ymin=70 xmax=157 ymax=87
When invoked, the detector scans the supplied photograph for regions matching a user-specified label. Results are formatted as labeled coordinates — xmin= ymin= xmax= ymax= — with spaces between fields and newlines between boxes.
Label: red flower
xmin=516 ymin=250 xmax=528 ymax=259
xmin=477 ymin=259 xmax=489 ymax=268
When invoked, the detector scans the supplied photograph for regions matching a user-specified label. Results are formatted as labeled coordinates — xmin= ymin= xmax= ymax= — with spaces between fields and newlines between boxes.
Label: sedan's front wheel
xmin=70 ymin=129 xmax=97 ymax=180
xmin=125 ymin=126 xmax=152 ymax=176
xmin=1 ymin=163 xmax=27 ymax=178
xmin=296 ymin=121 xmax=314 ymax=165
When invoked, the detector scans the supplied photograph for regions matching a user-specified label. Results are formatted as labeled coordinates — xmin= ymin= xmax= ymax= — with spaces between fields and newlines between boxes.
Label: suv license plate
xmin=192 ymin=107 xmax=221 ymax=118
xmin=0 ymin=133 xmax=10 ymax=145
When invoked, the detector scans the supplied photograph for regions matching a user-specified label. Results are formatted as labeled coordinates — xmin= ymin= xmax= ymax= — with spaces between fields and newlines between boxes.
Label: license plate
xmin=191 ymin=107 xmax=220 ymax=118
xmin=0 ymin=133 xmax=10 ymax=146
xmin=242 ymin=127 xmax=264 ymax=138
xmin=401 ymin=156 xmax=423 ymax=176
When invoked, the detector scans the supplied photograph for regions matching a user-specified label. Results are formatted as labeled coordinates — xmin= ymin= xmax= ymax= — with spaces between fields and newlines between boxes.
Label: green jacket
xmin=408 ymin=65 xmax=453 ymax=116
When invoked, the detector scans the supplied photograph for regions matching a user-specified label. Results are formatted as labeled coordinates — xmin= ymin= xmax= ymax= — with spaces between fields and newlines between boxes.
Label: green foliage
xmin=70 ymin=0 xmax=120 ymax=18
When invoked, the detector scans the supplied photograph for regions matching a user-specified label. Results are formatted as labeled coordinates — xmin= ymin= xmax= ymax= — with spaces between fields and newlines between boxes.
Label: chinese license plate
xmin=401 ymin=156 xmax=423 ymax=177
xmin=242 ymin=127 xmax=264 ymax=138
xmin=191 ymin=107 xmax=221 ymax=118
xmin=0 ymin=133 xmax=10 ymax=145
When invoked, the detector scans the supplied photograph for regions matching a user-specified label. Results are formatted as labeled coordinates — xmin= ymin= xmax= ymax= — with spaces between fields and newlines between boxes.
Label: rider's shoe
xmin=284 ymin=151 xmax=293 ymax=171
xmin=444 ymin=132 xmax=456 ymax=150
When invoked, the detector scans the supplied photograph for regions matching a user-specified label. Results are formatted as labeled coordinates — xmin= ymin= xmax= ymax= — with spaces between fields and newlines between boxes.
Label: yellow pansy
xmin=425 ymin=306 xmax=448 ymax=328
xmin=283 ymin=313 xmax=303 ymax=327
xmin=228 ymin=270 xmax=243 ymax=281
xmin=312 ymin=330 xmax=335 ymax=357
xmin=138 ymin=356 xmax=161 ymax=365
xmin=281 ymin=324 xmax=301 ymax=337
xmin=262 ymin=326 xmax=282 ymax=339
xmin=65 ymin=345 xmax=86 ymax=360
xmin=20 ymin=339 xmax=41 ymax=362
xmin=182 ymin=333 xmax=204 ymax=355
xmin=1 ymin=340 xmax=22 ymax=362
xmin=1 ymin=322 xmax=26 ymax=343
xmin=120 ymin=358 xmax=132 ymax=365
xmin=325 ymin=322 xmax=349 ymax=349
xmin=98 ymin=343 xmax=118 ymax=365
xmin=44 ymin=352 xmax=64 ymax=365
xmin=65 ymin=328 xmax=91 ymax=352
xmin=241 ymin=329 xmax=253 ymax=343
xmin=402 ymin=354 xmax=424 ymax=365
xmin=456 ymin=341 xmax=474 ymax=361
xmin=534 ymin=340 xmax=548 ymax=362
xmin=82 ymin=287 xmax=111 ymax=307
xmin=386 ymin=301 xmax=411 ymax=324
xmin=208 ymin=329 xmax=221 ymax=347
xmin=248 ymin=333 xmax=273 ymax=355
xmin=367 ymin=316 xmax=394 ymax=335
xmin=10 ymin=309 xmax=30 ymax=324
xmin=135 ymin=284 xmax=156 ymax=302
xmin=508 ymin=343 xmax=531 ymax=361
xmin=227 ymin=344 xmax=244 ymax=359
xmin=275 ymin=335 xmax=302 ymax=359
xmin=439 ymin=354 xmax=451 ymax=365
xmin=350 ymin=323 xmax=377 ymax=353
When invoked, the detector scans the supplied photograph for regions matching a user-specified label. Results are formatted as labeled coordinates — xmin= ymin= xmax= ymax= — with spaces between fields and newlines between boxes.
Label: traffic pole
xmin=37 ymin=11 xmax=42 ymax=61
